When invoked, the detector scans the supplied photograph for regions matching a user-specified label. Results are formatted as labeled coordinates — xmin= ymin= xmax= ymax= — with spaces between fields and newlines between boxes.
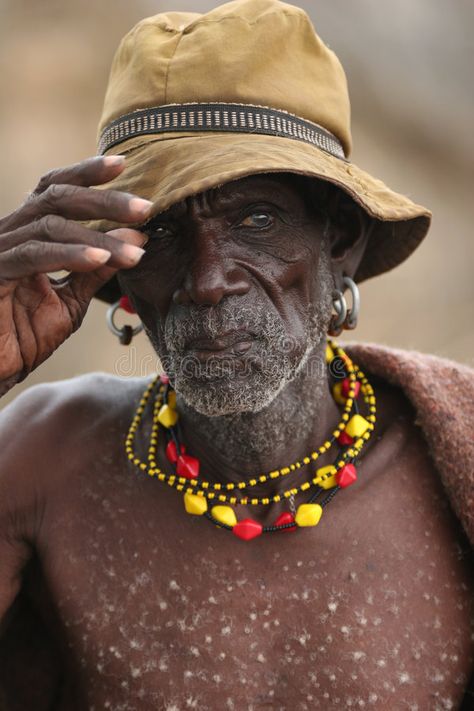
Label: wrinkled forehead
xmin=148 ymin=172 xmax=329 ymax=222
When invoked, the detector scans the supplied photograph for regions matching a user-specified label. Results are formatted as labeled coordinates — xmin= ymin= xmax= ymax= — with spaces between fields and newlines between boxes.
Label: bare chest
xmin=34 ymin=443 xmax=473 ymax=710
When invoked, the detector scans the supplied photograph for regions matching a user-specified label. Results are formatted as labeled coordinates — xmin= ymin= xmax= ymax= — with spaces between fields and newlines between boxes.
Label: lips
xmin=185 ymin=330 xmax=255 ymax=357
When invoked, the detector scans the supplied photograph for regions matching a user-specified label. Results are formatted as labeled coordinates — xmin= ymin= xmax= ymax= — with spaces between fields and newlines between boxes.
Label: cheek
xmin=119 ymin=259 xmax=184 ymax=320
xmin=270 ymin=250 xmax=329 ymax=341
xmin=241 ymin=233 xmax=318 ymax=288
xmin=263 ymin=247 xmax=321 ymax=310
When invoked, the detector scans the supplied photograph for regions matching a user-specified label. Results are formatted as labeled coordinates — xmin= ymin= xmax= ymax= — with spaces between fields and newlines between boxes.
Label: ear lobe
xmin=327 ymin=192 xmax=372 ymax=282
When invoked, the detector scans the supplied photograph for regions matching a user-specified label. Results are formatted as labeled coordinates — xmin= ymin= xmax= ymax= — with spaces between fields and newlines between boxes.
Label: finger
xmin=66 ymin=229 xmax=150 ymax=304
xmin=12 ymin=185 xmax=153 ymax=230
xmin=32 ymin=155 xmax=127 ymax=194
xmin=0 ymin=155 xmax=140 ymax=233
xmin=0 ymin=242 xmax=116 ymax=281
xmin=105 ymin=227 xmax=149 ymax=247
xmin=66 ymin=263 xmax=121 ymax=305
xmin=0 ymin=216 xmax=147 ymax=269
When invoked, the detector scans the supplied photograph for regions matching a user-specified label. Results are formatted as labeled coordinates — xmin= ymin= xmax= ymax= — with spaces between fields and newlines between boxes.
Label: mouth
xmin=185 ymin=331 xmax=256 ymax=359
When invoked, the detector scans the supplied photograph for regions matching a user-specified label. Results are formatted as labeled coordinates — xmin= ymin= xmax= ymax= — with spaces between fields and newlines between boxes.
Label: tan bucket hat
xmin=90 ymin=0 xmax=431 ymax=304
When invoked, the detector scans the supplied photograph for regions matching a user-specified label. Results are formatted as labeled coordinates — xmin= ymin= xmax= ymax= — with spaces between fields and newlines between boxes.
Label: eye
xmin=239 ymin=212 xmax=273 ymax=229
xmin=149 ymin=225 xmax=174 ymax=239
xmin=153 ymin=225 xmax=173 ymax=237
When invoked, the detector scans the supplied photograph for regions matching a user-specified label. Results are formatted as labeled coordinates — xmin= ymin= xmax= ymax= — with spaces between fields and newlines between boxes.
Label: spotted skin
xmin=0 ymin=373 xmax=472 ymax=710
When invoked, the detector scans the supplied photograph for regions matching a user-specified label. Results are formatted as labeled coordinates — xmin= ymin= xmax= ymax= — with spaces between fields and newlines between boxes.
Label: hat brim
xmin=87 ymin=132 xmax=431 ymax=304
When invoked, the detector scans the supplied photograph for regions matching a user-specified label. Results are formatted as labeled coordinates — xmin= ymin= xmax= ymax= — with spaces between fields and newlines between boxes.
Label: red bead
xmin=232 ymin=519 xmax=263 ymax=541
xmin=336 ymin=463 xmax=357 ymax=488
xmin=341 ymin=378 xmax=361 ymax=399
xmin=159 ymin=373 xmax=170 ymax=385
xmin=338 ymin=431 xmax=355 ymax=446
xmin=176 ymin=454 xmax=200 ymax=479
xmin=119 ymin=295 xmax=136 ymax=314
xmin=274 ymin=512 xmax=297 ymax=532
xmin=165 ymin=440 xmax=186 ymax=463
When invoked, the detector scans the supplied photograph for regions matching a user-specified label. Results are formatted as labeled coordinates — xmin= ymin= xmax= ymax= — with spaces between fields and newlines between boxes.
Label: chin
xmin=171 ymin=354 xmax=300 ymax=417
xmin=176 ymin=378 xmax=285 ymax=417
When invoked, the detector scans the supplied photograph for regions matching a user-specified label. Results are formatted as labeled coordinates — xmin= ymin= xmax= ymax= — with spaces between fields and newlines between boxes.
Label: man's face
xmin=119 ymin=174 xmax=334 ymax=416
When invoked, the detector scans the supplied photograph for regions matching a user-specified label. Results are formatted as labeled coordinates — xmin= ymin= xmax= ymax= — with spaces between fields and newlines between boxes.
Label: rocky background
xmin=0 ymin=0 xmax=472 ymax=408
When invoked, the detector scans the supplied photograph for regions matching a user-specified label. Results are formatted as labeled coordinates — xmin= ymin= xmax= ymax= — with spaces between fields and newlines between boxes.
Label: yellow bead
xmin=316 ymin=464 xmax=338 ymax=490
xmin=332 ymin=382 xmax=346 ymax=406
xmin=211 ymin=505 xmax=237 ymax=527
xmin=167 ymin=391 xmax=177 ymax=409
xmin=295 ymin=503 xmax=323 ymax=527
xmin=184 ymin=493 xmax=208 ymax=516
xmin=346 ymin=414 xmax=370 ymax=438
xmin=157 ymin=403 xmax=178 ymax=428
xmin=325 ymin=343 xmax=334 ymax=363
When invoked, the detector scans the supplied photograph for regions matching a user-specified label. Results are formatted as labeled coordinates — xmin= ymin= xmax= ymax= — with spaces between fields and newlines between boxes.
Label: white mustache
xmin=164 ymin=300 xmax=284 ymax=354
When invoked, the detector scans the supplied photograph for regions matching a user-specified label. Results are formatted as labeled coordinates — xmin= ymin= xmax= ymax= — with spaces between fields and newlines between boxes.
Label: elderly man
xmin=0 ymin=1 xmax=472 ymax=709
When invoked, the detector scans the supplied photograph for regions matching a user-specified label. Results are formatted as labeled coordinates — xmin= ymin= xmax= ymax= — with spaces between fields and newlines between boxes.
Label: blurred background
xmin=0 ymin=0 xmax=473 ymax=408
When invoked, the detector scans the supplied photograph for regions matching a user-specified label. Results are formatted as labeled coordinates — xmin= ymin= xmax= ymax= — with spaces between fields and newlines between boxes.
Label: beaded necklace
xmin=125 ymin=341 xmax=376 ymax=541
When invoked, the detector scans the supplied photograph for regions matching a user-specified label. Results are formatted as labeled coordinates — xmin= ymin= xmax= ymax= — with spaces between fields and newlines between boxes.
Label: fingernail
xmin=103 ymin=155 xmax=126 ymax=166
xmin=106 ymin=228 xmax=148 ymax=246
xmin=129 ymin=197 xmax=154 ymax=215
xmin=85 ymin=247 xmax=112 ymax=264
xmin=121 ymin=244 xmax=146 ymax=263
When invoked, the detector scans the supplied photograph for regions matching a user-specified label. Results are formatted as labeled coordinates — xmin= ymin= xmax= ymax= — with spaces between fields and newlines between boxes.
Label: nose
xmin=172 ymin=232 xmax=251 ymax=306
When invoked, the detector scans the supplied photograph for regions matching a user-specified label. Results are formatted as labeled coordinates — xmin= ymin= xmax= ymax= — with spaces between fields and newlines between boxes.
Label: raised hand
xmin=0 ymin=155 xmax=150 ymax=396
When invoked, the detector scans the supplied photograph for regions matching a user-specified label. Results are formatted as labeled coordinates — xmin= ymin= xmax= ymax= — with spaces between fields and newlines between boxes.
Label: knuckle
xmin=42 ymin=183 xmax=77 ymax=208
xmin=35 ymin=169 xmax=57 ymax=194
xmin=14 ymin=241 xmax=38 ymax=267
xmin=101 ymin=189 xmax=117 ymax=211
xmin=36 ymin=213 xmax=68 ymax=239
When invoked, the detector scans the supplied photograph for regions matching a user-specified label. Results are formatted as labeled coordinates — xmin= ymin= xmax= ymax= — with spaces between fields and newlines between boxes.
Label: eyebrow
xmin=144 ymin=179 xmax=306 ymax=231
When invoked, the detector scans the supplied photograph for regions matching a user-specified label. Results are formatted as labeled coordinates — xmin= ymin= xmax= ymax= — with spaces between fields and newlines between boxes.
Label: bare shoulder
xmin=0 ymin=373 xmax=150 ymax=535
xmin=0 ymin=371 xmax=149 ymax=436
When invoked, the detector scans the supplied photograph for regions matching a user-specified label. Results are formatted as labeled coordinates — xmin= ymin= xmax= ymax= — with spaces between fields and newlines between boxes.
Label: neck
xmin=175 ymin=346 xmax=341 ymax=495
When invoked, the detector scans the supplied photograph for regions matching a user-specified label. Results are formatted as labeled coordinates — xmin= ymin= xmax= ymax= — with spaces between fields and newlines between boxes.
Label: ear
xmin=326 ymin=191 xmax=373 ymax=289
